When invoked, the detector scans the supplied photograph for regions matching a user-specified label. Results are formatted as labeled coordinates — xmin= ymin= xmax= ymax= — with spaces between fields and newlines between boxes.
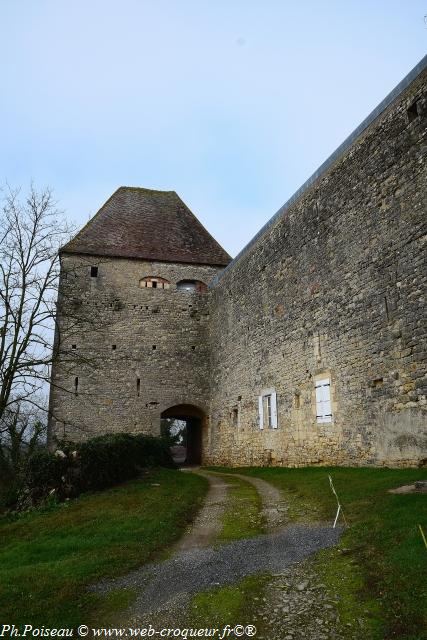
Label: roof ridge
xmin=118 ymin=186 xmax=177 ymax=195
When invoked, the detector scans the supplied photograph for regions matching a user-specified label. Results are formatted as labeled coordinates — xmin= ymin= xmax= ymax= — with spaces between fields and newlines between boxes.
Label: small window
xmin=315 ymin=378 xmax=332 ymax=423
xmin=258 ymin=390 xmax=278 ymax=429
xmin=71 ymin=344 xmax=77 ymax=350
xmin=176 ymin=279 xmax=207 ymax=293
xmin=177 ymin=280 xmax=196 ymax=292
xmin=90 ymin=266 xmax=98 ymax=278
xmin=152 ymin=345 xmax=156 ymax=350
xmin=139 ymin=276 xmax=170 ymax=289
xmin=112 ymin=344 xmax=116 ymax=350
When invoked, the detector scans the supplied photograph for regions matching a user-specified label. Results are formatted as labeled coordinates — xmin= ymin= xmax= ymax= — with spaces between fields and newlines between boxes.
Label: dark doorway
xmin=161 ymin=404 xmax=204 ymax=466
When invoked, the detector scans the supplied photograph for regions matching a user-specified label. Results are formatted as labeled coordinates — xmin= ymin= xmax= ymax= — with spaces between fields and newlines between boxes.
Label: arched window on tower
xmin=176 ymin=279 xmax=207 ymax=293
xmin=139 ymin=276 xmax=171 ymax=289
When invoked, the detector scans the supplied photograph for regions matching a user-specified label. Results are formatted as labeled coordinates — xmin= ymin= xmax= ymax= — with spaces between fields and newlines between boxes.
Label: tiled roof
xmin=61 ymin=187 xmax=231 ymax=266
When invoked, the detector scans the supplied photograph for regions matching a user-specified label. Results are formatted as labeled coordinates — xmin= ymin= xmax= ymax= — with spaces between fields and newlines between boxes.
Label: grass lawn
xmin=214 ymin=466 xmax=426 ymax=640
xmin=0 ymin=468 xmax=208 ymax=628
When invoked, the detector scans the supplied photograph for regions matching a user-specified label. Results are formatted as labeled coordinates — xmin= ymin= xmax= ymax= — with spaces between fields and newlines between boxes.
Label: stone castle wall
xmin=49 ymin=63 xmax=427 ymax=467
xmin=205 ymin=67 xmax=427 ymax=467
xmin=49 ymin=255 xmax=220 ymax=442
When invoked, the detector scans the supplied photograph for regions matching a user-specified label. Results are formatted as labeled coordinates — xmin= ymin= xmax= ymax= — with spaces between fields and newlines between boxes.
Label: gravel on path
xmin=175 ymin=470 xmax=230 ymax=551
xmin=254 ymin=557 xmax=364 ymax=640
xmin=94 ymin=524 xmax=343 ymax=616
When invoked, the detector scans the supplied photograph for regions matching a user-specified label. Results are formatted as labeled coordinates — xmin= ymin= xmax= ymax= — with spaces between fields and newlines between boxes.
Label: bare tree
xmin=0 ymin=184 xmax=73 ymax=475
xmin=0 ymin=401 xmax=46 ymax=480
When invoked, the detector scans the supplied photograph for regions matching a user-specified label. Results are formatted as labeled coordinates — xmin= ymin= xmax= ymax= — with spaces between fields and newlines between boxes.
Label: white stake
xmin=328 ymin=474 xmax=347 ymax=527
xmin=333 ymin=504 xmax=341 ymax=528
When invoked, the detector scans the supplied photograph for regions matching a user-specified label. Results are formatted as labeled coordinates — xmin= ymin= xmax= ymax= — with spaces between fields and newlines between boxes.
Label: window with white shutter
xmin=258 ymin=390 xmax=278 ymax=429
xmin=315 ymin=378 xmax=332 ymax=423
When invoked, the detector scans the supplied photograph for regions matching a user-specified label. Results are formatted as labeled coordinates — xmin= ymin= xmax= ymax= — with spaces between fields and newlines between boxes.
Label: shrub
xmin=13 ymin=432 xmax=174 ymax=509
xmin=17 ymin=449 xmax=69 ymax=509
xmin=75 ymin=433 xmax=173 ymax=491
xmin=0 ymin=480 xmax=21 ymax=510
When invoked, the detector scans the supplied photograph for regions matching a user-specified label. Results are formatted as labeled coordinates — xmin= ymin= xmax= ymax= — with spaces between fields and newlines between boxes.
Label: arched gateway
xmin=161 ymin=404 xmax=205 ymax=466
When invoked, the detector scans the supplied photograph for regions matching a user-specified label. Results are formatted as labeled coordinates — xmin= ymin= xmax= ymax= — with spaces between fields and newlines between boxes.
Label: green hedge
xmin=17 ymin=433 xmax=174 ymax=509
xmin=76 ymin=433 xmax=173 ymax=491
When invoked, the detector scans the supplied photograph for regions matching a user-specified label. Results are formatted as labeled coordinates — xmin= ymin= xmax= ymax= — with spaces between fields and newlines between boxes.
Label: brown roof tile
xmin=61 ymin=187 xmax=231 ymax=266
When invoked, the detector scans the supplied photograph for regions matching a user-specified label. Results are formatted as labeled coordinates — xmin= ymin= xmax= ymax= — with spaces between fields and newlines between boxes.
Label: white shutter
xmin=258 ymin=395 xmax=264 ymax=430
xmin=315 ymin=379 xmax=332 ymax=423
xmin=271 ymin=391 xmax=278 ymax=428
xmin=323 ymin=390 xmax=332 ymax=420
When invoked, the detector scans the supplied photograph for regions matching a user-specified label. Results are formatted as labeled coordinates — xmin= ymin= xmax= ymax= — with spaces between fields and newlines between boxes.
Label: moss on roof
xmin=61 ymin=187 xmax=231 ymax=266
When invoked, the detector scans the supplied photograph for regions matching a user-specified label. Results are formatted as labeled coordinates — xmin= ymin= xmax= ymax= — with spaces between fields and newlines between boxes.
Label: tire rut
xmin=174 ymin=470 xmax=230 ymax=551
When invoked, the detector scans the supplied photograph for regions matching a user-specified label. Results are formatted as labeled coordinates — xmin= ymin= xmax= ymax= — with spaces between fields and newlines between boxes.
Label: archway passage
xmin=161 ymin=404 xmax=204 ymax=466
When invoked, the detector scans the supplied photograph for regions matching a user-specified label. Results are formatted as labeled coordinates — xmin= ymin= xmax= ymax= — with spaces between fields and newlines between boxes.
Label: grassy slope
xmin=216 ymin=466 xmax=426 ymax=640
xmin=0 ymin=468 xmax=208 ymax=628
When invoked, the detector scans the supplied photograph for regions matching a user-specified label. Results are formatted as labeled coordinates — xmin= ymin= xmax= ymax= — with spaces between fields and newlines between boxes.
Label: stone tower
xmin=48 ymin=187 xmax=230 ymax=462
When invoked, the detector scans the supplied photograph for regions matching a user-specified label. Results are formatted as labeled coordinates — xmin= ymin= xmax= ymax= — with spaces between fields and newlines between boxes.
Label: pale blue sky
xmin=1 ymin=1 xmax=426 ymax=257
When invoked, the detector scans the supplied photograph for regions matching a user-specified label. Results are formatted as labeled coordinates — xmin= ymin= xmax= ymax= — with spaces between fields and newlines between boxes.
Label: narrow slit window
xmin=384 ymin=296 xmax=390 ymax=321
xmin=74 ymin=376 xmax=79 ymax=396
xmin=407 ymin=101 xmax=418 ymax=123
xmin=90 ymin=266 xmax=98 ymax=278
xmin=315 ymin=378 xmax=332 ymax=423
xmin=137 ymin=378 xmax=140 ymax=397
xmin=232 ymin=407 xmax=238 ymax=427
